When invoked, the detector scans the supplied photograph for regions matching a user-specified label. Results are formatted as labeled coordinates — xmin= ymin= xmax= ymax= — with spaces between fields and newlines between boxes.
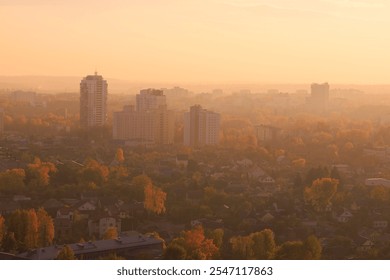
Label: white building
xmin=184 ymin=105 xmax=220 ymax=147
xmin=80 ymin=72 xmax=108 ymax=128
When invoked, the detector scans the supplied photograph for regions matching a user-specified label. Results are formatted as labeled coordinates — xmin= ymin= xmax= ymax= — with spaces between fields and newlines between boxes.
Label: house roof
xmin=17 ymin=233 xmax=163 ymax=260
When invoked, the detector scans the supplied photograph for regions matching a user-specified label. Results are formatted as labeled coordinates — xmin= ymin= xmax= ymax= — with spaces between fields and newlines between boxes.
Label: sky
xmin=1 ymin=0 xmax=390 ymax=84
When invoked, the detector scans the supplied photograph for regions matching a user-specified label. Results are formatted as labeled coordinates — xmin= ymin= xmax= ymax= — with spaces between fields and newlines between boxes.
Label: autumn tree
xmin=230 ymin=229 xmax=276 ymax=260
xmin=37 ymin=208 xmax=54 ymax=247
xmin=26 ymin=157 xmax=57 ymax=188
xmin=304 ymin=178 xmax=339 ymax=212
xmin=144 ymin=180 xmax=167 ymax=215
xmin=168 ymin=225 xmax=219 ymax=260
xmin=56 ymin=245 xmax=76 ymax=260
xmin=103 ymin=227 xmax=118 ymax=240
xmin=24 ymin=209 xmax=39 ymax=249
xmin=115 ymin=148 xmax=125 ymax=163
xmin=7 ymin=208 xmax=54 ymax=250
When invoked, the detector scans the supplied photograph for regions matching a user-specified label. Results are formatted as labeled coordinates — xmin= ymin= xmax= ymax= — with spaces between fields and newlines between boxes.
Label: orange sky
xmin=1 ymin=0 xmax=390 ymax=84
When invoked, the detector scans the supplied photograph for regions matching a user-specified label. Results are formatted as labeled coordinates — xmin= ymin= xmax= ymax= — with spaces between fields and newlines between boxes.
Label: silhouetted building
xmin=184 ymin=105 xmax=220 ymax=147
xmin=80 ymin=72 xmax=108 ymax=128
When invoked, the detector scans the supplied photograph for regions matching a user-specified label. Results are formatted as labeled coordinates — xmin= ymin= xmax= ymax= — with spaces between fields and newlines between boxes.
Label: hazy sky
xmin=1 ymin=0 xmax=390 ymax=83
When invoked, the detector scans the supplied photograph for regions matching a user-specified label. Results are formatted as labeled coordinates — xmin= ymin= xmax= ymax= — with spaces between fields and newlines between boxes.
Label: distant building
xmin=80 ymin=72 xmax=108 ymax=128
xmin=306 ymin=82 xmax=329 ymax=112
xmin=184 ymin=105 xmax=220 ymax=147
xmin=136 ymin=88 xmax=166 ymax=111
xmin=11 ymin=90 xmax=36 ymax=104
xmin=113 ymin=89 xmax=174 ymax=145
xmin=254 ymin=124 xmax=280 ymax=143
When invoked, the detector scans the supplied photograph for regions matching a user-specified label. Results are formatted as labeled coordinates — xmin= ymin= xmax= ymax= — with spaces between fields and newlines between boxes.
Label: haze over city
xmin=2 ymin=0 xmax=390 ymax=84
xmin=1 ymin=0 xmax=390 ymax=262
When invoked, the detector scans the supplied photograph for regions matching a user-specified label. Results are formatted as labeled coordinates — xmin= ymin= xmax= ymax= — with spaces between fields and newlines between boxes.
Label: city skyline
xmin=1 ymin=0 xmax=390 ymax=84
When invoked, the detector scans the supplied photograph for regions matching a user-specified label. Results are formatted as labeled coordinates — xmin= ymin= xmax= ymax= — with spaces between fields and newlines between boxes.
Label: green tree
xmin=163 ymin=244 xmax=187 ymax=260
xmin=230 ymin=229 xmax=276 ymax=260
xmin=2 ymin=232 xmax=17 ymax=252
xmin=304 ymin=178 xmax=339 ymax=212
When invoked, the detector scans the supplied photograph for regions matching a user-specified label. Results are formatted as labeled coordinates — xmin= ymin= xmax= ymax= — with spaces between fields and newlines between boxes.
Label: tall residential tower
xmin=80 ymin=72 xmax=108 ymax=128
xmin=184 ymin=105 xmax=220 ymax=147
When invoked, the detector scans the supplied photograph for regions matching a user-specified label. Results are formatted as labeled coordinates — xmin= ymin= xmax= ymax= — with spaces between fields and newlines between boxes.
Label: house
xmin=335 ymin=209 xmax=354 ymax=223
xmin=88 ymin=216 xmax=121 ymax=238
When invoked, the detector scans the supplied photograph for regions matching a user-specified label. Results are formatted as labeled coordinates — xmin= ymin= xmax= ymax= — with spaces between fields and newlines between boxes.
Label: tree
xmin=275 ymin=235 xmax=322 ymax=260
xmin=103 ymin=227 xmax=118 ymax=240
xmin=115 ymin=148 xmax=125 ymax=163
xmin=230 ymin=229 xmax=276 ymax=260
xmin=304 ymin=178 xmax=339 ymax=212
xmin=169 ymin=225 xmax=219 ymax=260
xmin=56 ymin=245 xmax=76 ymax=260
xmin=275 ymin=241 xmax=305 ymax=260
xmin=163 ymin=244 xmax=187 ymax=260
xmin=37 ymin=208 xmax=55 ymax=247
xmin=79 ymin=158 xmax=109 ymax=186
xmin=303 ymin=235 xmax=322 ymax=260
xmin=144 ymin=182 xmax=167 ymax=215
xmin=26 ymin=157 xmax=57 ymax=188
xmin=209 ymin=228 xmax=224 ymax=249
xmin=2 ymin=232 xmax=17 ymax=252
xmin=24 ymin=209 xmax=39 ymax=249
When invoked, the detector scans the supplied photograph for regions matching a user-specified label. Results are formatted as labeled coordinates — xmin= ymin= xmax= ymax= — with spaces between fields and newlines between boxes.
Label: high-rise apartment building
xmin=136 ymin=89 xmax=166 ymax=111
xmin=184 ymin=105 xmax=220 ymax=147
xmin=113 ymin=89 xmax=174 ymax=145
xmin=306 ymin=82 xmax=329 ymax=112
xmin=80 ymin=72 xmax=108 ymax=128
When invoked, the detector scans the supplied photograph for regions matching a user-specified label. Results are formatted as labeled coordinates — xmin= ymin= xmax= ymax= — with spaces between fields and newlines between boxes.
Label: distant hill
xmin=0 ymin=76 xmax=142 ymax=94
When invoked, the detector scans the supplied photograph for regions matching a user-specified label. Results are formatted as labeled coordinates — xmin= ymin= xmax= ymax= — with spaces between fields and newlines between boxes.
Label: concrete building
xmin=136 ymin=88 xmax=166 ymax=111
xmin=113 ymin=89 xmax=174 ymax=145
xmin=184 ymin=105 xmax=220 ymax=147
xmin=306 ymin=82 xmax=329 ymax=112
xmin=80 ymin=72 xmax=108 ymax=128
